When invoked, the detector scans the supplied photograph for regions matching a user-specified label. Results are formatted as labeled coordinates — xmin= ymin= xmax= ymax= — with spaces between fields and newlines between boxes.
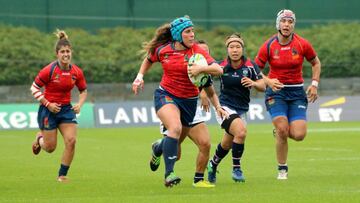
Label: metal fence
xmin=1 ymin=0 xmax=359 ymax=32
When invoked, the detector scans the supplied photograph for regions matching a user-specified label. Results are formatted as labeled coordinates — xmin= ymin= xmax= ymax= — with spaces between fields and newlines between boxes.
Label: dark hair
xmin=54 ymin=29 xmax=71 ymax=53
xmin=196 ymin=39 xmax=208 ymax=45
xmin=196 ymin=39 xmax=210 ymax=54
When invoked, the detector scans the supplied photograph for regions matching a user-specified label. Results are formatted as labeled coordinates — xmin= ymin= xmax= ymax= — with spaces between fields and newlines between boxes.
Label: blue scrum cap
xmin=170 ymin=16 xmax=194 ymax=43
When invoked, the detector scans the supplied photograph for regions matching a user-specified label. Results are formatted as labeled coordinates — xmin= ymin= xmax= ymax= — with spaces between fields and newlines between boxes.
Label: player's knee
xmin=276 ymin=127 xmax=289 ymax=139
xmin=221 ymin=141 xmax=232 ymax=150
xmin=291 ymin=133 xmax=306 ymax=141
xmin=44 ymin=143 xmax=56 ymax=153
xmin=233 ymin=128 xmax=247 ymax=141
xmin=294 ymin=136 xmax=305 ymax=141
xmin=198 ymin=139 xmax=211 ymax=152
xmin=65 ymin=137 xmax=77 ymax=148
xmin=168 ymin=125 xmax=182 ymax=137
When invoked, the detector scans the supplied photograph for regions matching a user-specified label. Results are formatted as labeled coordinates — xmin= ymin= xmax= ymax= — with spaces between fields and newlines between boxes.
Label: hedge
xmin=0 ymin=23 xmax=359 ymax=85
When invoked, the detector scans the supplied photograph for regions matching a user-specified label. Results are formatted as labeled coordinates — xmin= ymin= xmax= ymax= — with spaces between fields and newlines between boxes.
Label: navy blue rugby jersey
xmin=198 ymin=75 xmax=213 ymax=91
xmin=218 ymin=56 xmax=262 ymax=112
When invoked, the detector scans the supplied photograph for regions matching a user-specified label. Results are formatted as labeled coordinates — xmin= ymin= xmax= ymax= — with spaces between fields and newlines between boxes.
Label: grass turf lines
xmin=0 ymin=122 xmax=359 ymax=202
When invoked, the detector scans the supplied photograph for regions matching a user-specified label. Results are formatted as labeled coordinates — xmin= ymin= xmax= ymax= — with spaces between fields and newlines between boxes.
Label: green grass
xmin=1 ymin=122 xmax=360 ymax=202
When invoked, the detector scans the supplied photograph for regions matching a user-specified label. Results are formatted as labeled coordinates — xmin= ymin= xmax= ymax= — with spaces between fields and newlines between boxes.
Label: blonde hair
xmin=54 ymin=29 xmax=71 ymax=52
xmin=141 ymin=23 xmax=172 ymax=56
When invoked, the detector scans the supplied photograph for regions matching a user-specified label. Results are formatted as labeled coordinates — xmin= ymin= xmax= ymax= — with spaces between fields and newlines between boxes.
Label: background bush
xmin=0 ymin=23 xmax=359 ymax=85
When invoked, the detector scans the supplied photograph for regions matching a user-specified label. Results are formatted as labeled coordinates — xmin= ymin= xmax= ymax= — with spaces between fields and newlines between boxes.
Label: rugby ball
xmin=187 ymin=53 xmax=210 ymax=87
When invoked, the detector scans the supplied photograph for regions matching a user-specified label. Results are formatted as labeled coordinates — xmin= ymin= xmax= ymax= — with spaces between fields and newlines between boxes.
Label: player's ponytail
xmin=142 ymin=23 xmax=172 ymax=56
xmin=54 ymin=29 xmax=72 ymax=53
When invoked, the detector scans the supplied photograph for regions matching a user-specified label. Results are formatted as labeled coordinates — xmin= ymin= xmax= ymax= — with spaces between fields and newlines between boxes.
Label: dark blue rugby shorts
xmin=154 ymin=87 xmax=197 ymax=127
xmin=265 ymin=86 xmax=308 ymax=123
xmin=37 ymin=104 xmax=77 ymax=130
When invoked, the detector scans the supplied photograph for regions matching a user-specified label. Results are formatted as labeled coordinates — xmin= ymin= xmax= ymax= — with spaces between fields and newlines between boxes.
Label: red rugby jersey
xmin=34 ymin=61 xmax=87 ymax=105
xmin=148 ymin=43 xmax=216 ymax=98
xmin=255 ymin=34 xmax=317 ymax=84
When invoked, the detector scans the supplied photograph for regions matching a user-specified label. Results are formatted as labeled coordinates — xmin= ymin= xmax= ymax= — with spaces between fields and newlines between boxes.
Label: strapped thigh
xmin=221 ymin=114 xmax=240 ymax=136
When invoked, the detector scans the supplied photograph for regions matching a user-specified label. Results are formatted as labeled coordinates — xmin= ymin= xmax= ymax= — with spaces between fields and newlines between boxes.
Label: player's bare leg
xmin=157 ymin=104 xmax=182 ymax=187
xmin=273 ymin=116 xmax=289 ymax=179
xmin=188 ymin=123 xmax=214 ymax=188
xmin=57 ymin=123 xmax=77 ymax=182
xmin=228 ymin=118 xmax=246 ymax=182
xmin=188 ymin=123 xmax=210 ymax=173
xmin=289 ymin=120 xmax=307 ymax=141
xmin=33 ymin=129 xmax=58 ymax=154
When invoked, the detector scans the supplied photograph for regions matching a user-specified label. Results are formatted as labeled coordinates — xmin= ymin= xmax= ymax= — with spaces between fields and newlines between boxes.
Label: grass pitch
xmin=0 ymin=122 xmax=359 ymax=202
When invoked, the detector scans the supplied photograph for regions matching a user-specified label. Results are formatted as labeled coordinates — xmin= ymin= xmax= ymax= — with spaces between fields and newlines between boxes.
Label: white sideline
xmin=256 ymin=127 xmax=360 ymax=134
xmin=307 ymin=157 xmax=360 ymax=161
xmin=307 ymin=127 xmax=360 ymax=132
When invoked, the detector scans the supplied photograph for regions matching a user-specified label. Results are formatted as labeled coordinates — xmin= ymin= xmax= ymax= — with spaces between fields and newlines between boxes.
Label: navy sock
xmin=194 ymin=172 xmax=204 ymax=183
xmin=153 ymin=138 xmax=164 ymax=157
xmin=162 ymin=136 xmax=178 ymax=177
xmin=278 ymin=164 xmax=288 ymax=171
xmin=210 ymin=143 xmax=230 ymax=168
xmin=232 ymin=143 xmax=244 ymax=170
xmin=58 ymin=164 xmax=70 ymax=177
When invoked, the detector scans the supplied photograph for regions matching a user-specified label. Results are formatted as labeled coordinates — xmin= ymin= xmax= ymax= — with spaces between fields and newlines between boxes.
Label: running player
xmin=132 ymin=16 xmax=226 ymax=187
xmin=31 ymin=29 xmax=87 ymax=182
xmin=207 ymin=33 xmax=265 ymax=184
xmin=150 ymin=40 xmax=223 ymax=188
xmin=255 ymin=9 xmax=321 ymax=180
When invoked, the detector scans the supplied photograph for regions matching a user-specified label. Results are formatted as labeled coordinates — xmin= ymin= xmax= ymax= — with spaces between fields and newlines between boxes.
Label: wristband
xmin=136 ymin=73 xmax=144 ymax=80
xmin=311 ymin=80 xmax=319 ymax=88
xmin=44 ymin=101 xmax=50 ymax=107
xmin=215 ymin=105 xmax=222 ymax=110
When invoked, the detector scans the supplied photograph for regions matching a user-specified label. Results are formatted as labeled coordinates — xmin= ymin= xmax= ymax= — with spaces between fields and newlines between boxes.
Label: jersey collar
xmin=56 ymin=60 xmax=72 ymax=71
xmin=226 ymin=56 xmax=247 ymax=69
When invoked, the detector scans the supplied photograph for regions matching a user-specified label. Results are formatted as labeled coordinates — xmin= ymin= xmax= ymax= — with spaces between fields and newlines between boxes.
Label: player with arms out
xmin=31 ymin=29 xmax=87 ymax=182
xmin=132 ymin=16 xmax=225 ymax=187
xmin=255 ymin=9 xmax=321 ymax=179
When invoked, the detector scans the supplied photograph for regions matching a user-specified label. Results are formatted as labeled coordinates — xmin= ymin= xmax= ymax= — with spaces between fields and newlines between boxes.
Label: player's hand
xmin=48 ymin=103 xmax=61 ymax=113
xmin=268 ymin=78 xmax=284 ymax=92
xmin=306 ymin=85 xmax=318 ymax=103
xmin=200 ymin=93 xmax=210 ymax=112
xmin=187 ymin=63 xmax=202 ymax=77
xmin=132 ymin=77 xmax=144 ymax=95
xmin=201 ymin=102 xmax=210 ymax=112
xmin=71 ymin=104 xmax=81 ymax=114
xmin=241 ymin=77 xmax=255 ymax=88
xmin=216 ymin=106 xmax=229 ymax=120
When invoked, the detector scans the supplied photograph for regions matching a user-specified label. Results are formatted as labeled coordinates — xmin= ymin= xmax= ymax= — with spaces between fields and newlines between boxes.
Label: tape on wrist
xmin=136 ymin=73 xmax=144 ymax=80
xmin=311 ymin=80 xmax=319 ymax=88
xmin=44 ymin=101 xmax=50 ymax=107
